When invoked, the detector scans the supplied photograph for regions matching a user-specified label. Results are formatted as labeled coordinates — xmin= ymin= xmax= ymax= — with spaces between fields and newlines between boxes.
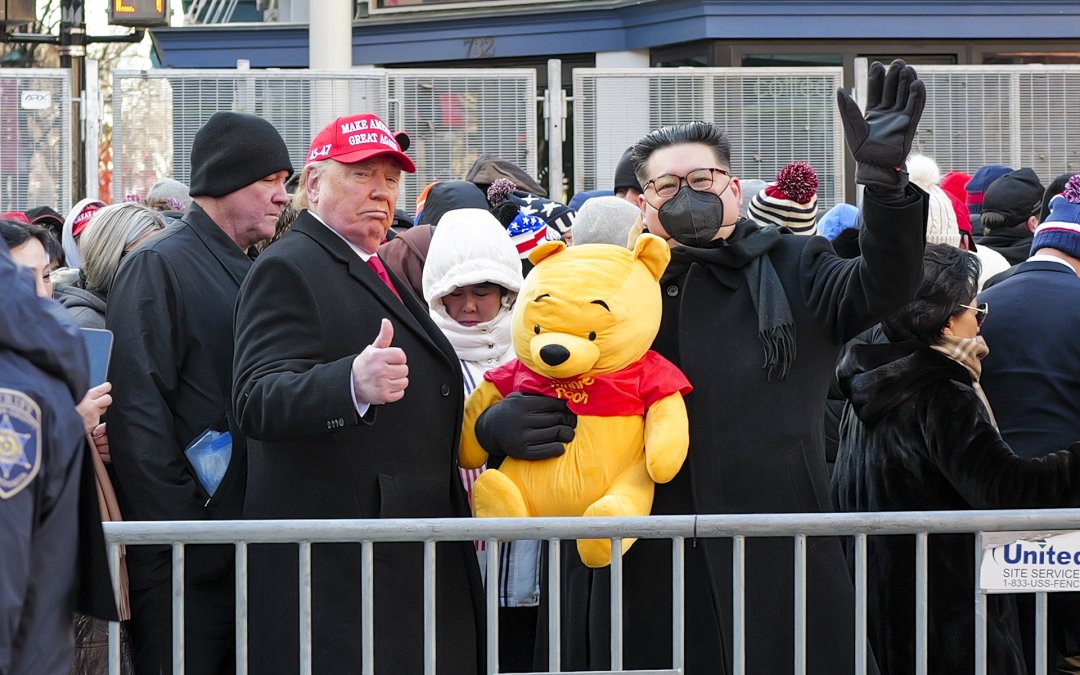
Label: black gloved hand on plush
xmin=475 ymin=392 xmax=577 ymax=462
xmin=836 ymin=59 xmax=926 ymax=192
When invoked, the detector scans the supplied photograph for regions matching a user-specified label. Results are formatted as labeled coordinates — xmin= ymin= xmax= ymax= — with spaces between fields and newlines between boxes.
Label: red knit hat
xmin=947 ymin=190 xmax=976 ymax=251
xmin=941 ymin=171 xmax=971 ymax=205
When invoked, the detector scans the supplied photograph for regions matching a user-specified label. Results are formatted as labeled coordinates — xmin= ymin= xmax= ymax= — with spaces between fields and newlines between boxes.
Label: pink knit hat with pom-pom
xmin=748 ymin=162 xmax=819 ymax=235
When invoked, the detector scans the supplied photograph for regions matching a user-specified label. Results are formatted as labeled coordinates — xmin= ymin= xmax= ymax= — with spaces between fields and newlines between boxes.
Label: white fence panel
xmin=573 ymin=67 xmax=846 ymax=210
xmin=385 ymin=68 xmax=537 ymax=215
xmin=111 ymin=69 xmax=388 ymax=203
xmin=0 ymin=69 xmax=71 ymax=212
xmin=112 ymin=68 xmax=539 ymax=218
xmin=884 ymin=63 xmax=1080 ymax=180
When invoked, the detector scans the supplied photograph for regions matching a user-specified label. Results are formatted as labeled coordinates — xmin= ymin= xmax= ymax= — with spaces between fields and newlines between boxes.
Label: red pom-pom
xmin=774 ymin=162 xmax=818 ymax=204
xmin=1063 ymin=174 xmax=1080 ymax=205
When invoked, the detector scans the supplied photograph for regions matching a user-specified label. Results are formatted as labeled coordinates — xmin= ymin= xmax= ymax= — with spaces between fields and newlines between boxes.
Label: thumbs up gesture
xmin=351 ymin=318 xmax=409 ymax=405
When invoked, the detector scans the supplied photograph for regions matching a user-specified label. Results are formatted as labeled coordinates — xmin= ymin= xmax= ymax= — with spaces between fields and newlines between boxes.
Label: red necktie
xmin=367 ymin=255 xmax=402 ymax=301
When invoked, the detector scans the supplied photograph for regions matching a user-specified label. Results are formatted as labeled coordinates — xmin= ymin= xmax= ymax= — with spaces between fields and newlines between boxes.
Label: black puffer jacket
xmin=833 ymin=340 xmax=1080 ymax=675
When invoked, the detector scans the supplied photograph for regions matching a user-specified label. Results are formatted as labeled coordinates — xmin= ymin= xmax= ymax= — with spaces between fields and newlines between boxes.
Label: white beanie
xmin=907 ymin=154 xmax=961 ymax=248
xmin=422 ymin=208 xmax=524 ymax=309
xmin=925 ymin=185 xmax=961 ymax=248
xmin=571 ymin=196 xmax=640 ymax=248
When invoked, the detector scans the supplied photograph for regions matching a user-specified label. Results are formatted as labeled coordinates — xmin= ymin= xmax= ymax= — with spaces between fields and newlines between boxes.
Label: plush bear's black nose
xmin=540 ymin=344 xmax=571 ymax=366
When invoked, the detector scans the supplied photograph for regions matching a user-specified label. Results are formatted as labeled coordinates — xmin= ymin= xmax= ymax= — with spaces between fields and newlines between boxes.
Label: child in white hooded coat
xmin=422 ymin=208 xmax=540 ymax=671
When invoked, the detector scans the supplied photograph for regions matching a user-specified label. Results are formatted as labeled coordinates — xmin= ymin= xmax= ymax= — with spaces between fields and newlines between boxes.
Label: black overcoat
xmin=232 ymin=212 xmax=484 ymax=674
xmin=562 ymin=187 xmax=927 ymax=674
xmin=833 ymin=340 xmax=1080 ymax=675
xmin=106 ymin=204 xmax=250 ymax=588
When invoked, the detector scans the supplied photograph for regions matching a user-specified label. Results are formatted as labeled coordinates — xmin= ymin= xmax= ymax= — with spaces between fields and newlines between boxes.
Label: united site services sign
xmin=980 ymin=531 xmax=1080 ymax=594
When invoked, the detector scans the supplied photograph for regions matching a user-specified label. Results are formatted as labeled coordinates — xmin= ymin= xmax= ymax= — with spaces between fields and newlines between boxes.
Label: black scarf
xmin=665 ymin=218 xmax=795 ymax=380
xmin=976 ymin=225 xmax=1033 ymax=266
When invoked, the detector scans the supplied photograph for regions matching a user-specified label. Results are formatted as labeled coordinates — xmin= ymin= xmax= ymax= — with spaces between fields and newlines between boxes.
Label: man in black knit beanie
xmin=105 ymin=111 xmax=292 ymax=674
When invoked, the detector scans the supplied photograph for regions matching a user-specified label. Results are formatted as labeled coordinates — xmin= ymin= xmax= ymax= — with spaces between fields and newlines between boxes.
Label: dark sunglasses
xmin=958 ymin=302 xmax=989 ymax=327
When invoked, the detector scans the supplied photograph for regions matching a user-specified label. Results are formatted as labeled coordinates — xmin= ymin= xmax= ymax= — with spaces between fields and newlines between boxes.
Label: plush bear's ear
xmin=632 ymin=233 xmax=671 ymax=282
xmin=529 ymin=240 xmax=566 ymax=266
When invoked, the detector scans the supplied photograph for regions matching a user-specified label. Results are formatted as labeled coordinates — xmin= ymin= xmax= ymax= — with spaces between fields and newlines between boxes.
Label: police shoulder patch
xmin=0 ymin=388 xmax=42 ymax=499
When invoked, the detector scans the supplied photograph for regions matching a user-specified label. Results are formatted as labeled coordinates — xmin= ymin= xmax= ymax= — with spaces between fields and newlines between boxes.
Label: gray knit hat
xmin=146 ymin=178 xmax=192 ymax=211
xmin=571 ymin=195 xmax=640 ymax=247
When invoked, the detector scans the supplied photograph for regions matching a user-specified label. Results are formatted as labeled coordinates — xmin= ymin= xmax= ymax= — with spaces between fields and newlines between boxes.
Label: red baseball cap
xmin=306 ymin=113 xmax=415 ymax=173
xmin=0 ymin=211 xmax=30 ymax=224
xmin=66 ymin=198 xmax=105 ymax=238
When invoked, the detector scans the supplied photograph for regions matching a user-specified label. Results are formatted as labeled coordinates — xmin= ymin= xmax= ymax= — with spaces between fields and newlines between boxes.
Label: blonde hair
xmin=80 ymin=203 xmax=165 ymax=297
xmin=291 ymin=159 xmax=330 ymax=211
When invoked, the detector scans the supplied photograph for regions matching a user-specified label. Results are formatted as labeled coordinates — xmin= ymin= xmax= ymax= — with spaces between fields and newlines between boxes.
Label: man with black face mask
xmin=476 ymin=61 xmax=930 ymax=674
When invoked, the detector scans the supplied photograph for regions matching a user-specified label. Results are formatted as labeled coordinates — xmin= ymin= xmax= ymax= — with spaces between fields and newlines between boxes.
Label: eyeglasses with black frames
xmin=642 ymin=167 xmax=731 ymax=209
xmin=958 ymin=302 xmax=989 ymax=327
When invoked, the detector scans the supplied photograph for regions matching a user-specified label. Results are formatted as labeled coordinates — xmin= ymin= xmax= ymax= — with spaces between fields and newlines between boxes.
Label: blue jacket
xmin=0 ymin=241 xmax=115 ymax=675
xmin=979 ymin=260 xmax=1080 ymax=460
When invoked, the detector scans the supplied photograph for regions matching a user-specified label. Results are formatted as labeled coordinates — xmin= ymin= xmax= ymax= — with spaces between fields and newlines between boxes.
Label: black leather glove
xmin=475 ymin=392 xmax=577 ymax=462
xmin=837 ymin=59 xmax=926 ymax=192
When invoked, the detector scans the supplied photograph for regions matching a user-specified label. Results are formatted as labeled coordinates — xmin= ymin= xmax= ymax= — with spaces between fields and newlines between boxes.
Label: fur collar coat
xmin=833 ymin=340 xmax=1080 ymax=675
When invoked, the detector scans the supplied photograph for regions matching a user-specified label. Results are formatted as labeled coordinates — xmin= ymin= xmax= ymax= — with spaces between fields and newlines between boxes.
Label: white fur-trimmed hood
xmin=422 ymin=208 xmax=524 ymax=309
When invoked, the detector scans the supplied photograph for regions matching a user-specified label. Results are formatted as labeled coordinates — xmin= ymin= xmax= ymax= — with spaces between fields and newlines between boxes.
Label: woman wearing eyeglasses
xmin=833 ymin=243 xmax=1080 ymax=675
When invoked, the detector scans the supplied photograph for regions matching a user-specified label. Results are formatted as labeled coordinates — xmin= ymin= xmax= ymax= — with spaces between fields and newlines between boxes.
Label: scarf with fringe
xmin=667 ymin=218 xmax=795 ymax=381
xmin=931 ymin=334 xmax=997 ymax=428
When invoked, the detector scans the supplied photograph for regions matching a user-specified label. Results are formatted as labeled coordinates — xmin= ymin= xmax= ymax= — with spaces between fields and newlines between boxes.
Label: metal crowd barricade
xmin=103 ymin=509 xmax=1080 ymax=675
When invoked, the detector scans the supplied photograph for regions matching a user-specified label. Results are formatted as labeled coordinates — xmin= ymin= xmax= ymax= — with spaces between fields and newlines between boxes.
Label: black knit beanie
xmin=613 ymin=146 xmax=640 ymax=192
xmin=189 ymin=112 xmax=294 ymax=198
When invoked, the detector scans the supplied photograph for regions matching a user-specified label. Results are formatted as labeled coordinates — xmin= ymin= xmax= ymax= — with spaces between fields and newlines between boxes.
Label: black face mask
xmin=657 ymin=186 xmax=727 ymax=247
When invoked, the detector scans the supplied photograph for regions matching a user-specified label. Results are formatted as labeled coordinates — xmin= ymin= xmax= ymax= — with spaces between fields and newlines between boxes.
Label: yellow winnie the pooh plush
xmin=459 ymin=234 xmax=692 ymax=568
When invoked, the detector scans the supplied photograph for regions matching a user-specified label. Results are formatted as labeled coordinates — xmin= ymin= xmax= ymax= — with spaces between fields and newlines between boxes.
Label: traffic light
xmin=107 ymin=0 xmax=169 ymax=27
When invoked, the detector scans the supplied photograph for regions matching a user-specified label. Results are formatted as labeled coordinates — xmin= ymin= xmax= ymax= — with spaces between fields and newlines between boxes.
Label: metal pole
xmin=486 ymin=539 xmax=500 ymax=675
xmin=308 ymin=0 xmax=351 ymax=69
xmin=974 ymin=533 xmax=988 ymax=675
xmin=854 ymin=534 xmax=867 ymax=675
xmin=424 ymin=540 xmax=437 ymax=675
xmin=299 ymin=542 xmax=312 ymax=675
xmin=172 ymin=543 xmax=185 ymax=675
xmin=794 ymin=535 xmax=807 ymax=675
xmin=671 ymin=536 xmax=685 ymax=671
xmin=546 ymin=539 xmax=561 ymax=673
xmin=59 ymin=0 xmax=86 ymax=204
xmin=609 ymin=538 xmax=623 ymax=671
xmin=545 ymin=59 xmax=564 ymax=202
xmin=915 ymin=532 xmax=928 ymax=675
xmin=84 ymin=57 xmax=100 ymax=201
xmin=235 ymin=542 xmax=248 ymax=675
xmin=733 ymin=535 xmax=746 ymax=675
xmin=1035 ymin=592 xmax=1048 ymax=675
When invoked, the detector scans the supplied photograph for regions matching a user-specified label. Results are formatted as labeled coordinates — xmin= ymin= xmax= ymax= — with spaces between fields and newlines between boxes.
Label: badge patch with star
xmin=0 ymin=388 xmax=41 ymax=499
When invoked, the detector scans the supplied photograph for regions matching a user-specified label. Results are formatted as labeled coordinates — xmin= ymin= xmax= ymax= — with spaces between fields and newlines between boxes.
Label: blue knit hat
xmin=818 ymin=203 xmax=859 ymax=241
xmin=965 ymin=164 xmax=1013 ymax=216
xmin=1031 ymin=174 xmax=1080 ymax=258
